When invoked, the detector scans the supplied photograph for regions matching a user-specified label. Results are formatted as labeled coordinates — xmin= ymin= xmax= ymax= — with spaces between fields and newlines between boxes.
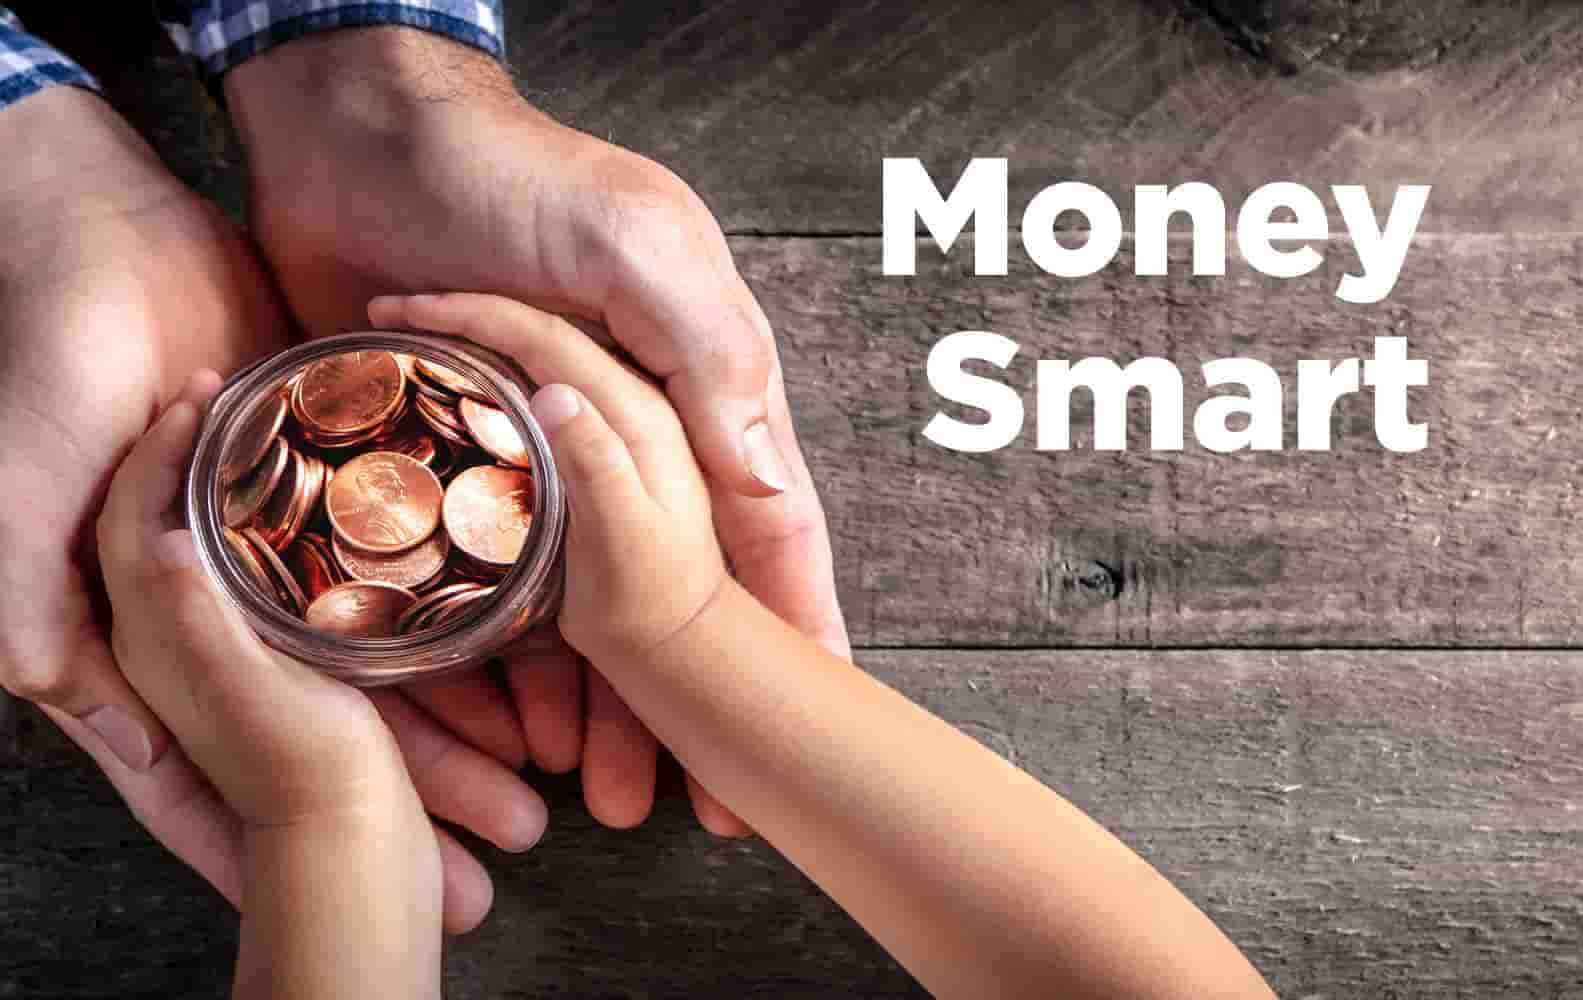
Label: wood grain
xmin=4 ymin=649 xmax=1580 ymax=998
xmin=510 ymin=1 xmax=1583 ymax=234
xmin=748 ymin=232 xmax=1583 ymax=646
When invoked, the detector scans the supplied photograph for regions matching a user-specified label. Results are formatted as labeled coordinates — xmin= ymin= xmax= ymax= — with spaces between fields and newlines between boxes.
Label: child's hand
xmin=92 ymin=372 xmax=444 ymax=994
xmin=369 ymin=294 xmax=728 ymax=664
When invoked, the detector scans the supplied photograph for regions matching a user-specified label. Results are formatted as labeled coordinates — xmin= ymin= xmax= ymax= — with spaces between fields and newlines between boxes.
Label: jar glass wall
xmin=186 ymin=331 xmax=565 ymax=686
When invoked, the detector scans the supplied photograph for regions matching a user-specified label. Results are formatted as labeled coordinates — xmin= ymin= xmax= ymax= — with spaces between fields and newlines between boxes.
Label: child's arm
xmin=378 ymin=292 xmax=1275 ymax=1000
xmin=93 ymin=372 xmax=443 ymax=999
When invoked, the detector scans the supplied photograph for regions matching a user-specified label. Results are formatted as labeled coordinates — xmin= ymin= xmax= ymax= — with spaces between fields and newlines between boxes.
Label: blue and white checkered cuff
xmin=166 ymin=1 xmax=505 ymax=76
xmin=0 ymin=9 xmax=101 ymax=110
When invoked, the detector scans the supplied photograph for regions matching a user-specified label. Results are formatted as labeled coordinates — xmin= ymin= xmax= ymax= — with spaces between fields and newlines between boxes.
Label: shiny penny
xmin=241 ymin=527 xmax=308 ymax=615
xmin=458 ymin=398 xmax=532 ymax=468
xmin=255 ymin=445 xmax=303 ymax=549
xmin=284 ymin=533 xmax=343 ymax=601
xmin=414 ymin=394 xmax=474 ymax=448
xmin=221 ymin=389 xmax=288 ymax=484
xmin=397 ymin=582 xmax=488 ymax=634
xmin=326 ymin=451 xmax=444 ymax=554
xmin=295 ymin=351 xmax=405 ymax=435
xmin=403 ymin=586 xmax=493 ymax=635
xmin=415 ymin=358 xmax=491 ymax=403
xmin=304 ymin=582 xmax=418 ymax=639
xmin=224 ymin=436 xmax=289 ymax=528
xmin=224 ymin=527 xmax=285 ymax=609
xmin=332 ymin=527 xmax=450 ymax=591
xmin=259 ymin=449 xmax=326 ymax=552
xmin=372 ymin=424 xmax=444 ymax=469
xmin=442 ymin=466 xmax=534 ymax=567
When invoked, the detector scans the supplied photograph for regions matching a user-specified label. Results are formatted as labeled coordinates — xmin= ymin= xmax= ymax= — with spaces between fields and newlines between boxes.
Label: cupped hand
xmin=0 ymin=87 xmax=540 ymax=932
xmin=97 ymin=372 xmax=443 ymax=991
xmin=228 ymin=28 xmax=850 ymax=834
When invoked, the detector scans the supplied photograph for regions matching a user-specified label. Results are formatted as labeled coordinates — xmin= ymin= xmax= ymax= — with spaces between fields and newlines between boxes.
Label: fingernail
xmin=498 ymin=795 xmax=550 ymax=853
xmin=743 ymin=421 xmax=791 ymax=494
xmin=79 ymin=705 xmax=155 ymax=772
xmin=531 ymin=385 xmax=582 ymax=433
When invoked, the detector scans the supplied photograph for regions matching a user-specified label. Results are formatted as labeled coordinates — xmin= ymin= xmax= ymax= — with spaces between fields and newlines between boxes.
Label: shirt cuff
xmin=0 ymin=8 xmax=101 ymax=110
xmin=163 ymin=1 xmax=505 ymax=77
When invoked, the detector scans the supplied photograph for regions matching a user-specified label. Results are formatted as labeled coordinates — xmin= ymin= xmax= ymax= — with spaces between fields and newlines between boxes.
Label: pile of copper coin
xmin=219 ymin=350 xmax=536 ymax=639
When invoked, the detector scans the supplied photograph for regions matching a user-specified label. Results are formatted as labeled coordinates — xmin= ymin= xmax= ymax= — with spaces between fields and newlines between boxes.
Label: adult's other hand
xmin=0 ymin=87 xmax=542 ymax=933
xmin=228 ymin=27 xmax=850 ymax=835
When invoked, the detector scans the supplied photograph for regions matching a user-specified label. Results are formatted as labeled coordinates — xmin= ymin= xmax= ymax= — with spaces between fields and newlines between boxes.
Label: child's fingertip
xmin=153 ymin=399 xmax=199 ymax=443
xmin=367 ymin=295 xmax=405 ymax=324
xmin=149 ymin=529 xmax=202 ymax=572
xmin=531 ymin=384 xmax=584 ymax=433
xmin=179 ymin=369 xmax=224 ymax=407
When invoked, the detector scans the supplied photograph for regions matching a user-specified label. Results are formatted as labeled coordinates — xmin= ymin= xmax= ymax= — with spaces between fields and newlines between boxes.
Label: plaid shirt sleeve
xmin=161 ymin=1 xmax=505 ymax=77
xmin=0 ymin=8 xmax=100 ymax=110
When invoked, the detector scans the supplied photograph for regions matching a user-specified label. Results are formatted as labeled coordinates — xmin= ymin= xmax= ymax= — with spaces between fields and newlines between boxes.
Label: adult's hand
xmin=226 ymin=27 xmax=850 ymax=833
xmin=0 ymin=87 xmax=543 ymax=932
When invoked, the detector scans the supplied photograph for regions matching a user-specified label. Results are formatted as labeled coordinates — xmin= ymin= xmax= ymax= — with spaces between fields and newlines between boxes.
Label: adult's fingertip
xmin=436 ymin=829 xmax=495 ymax=936
xmin=666 ymin=371 xmax=784 ymax=499
xmin=742 ymin=420 xmax=792 ymax=494
xmin=498 ymin=792 xmax=550 ymax=853
xmin=77 ymin=704 xmax=157 ymax=772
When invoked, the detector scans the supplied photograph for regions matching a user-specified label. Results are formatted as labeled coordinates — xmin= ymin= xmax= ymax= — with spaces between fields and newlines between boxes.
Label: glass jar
xmin=186 ymin=331 xmax=566 ymax=686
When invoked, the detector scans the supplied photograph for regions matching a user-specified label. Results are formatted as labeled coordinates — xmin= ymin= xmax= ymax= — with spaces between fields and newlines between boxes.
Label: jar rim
xmin=187 ymin=331 xmax=566 ymax=685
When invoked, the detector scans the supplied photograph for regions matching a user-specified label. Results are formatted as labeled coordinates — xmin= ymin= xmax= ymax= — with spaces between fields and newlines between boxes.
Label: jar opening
xmin=188 ymin=332 xmax=565 ymax=685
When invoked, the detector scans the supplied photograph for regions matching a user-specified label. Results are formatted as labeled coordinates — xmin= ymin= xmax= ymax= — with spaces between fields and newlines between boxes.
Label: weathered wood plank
xmin=4 ymin=649 xmax=1581 ymax=998
xmin=748 ymin=232 xmax=1583 ymax=646
xmin=511 ymin=1 xmax=1583 ymax=234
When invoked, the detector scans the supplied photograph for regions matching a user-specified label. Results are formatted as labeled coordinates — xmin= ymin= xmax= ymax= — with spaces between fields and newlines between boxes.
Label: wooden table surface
xmin=4 ymin=1 xmax=1583 ymax=996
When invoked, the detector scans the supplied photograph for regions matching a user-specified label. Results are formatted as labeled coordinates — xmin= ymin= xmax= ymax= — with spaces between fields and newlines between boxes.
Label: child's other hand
xmin=369 ymin=294 xmax=727 ymax=665
xmin=92 ymin=371 xmax=441 ymax=894
xmin=96 ymin=371 xmax=445 ymax=994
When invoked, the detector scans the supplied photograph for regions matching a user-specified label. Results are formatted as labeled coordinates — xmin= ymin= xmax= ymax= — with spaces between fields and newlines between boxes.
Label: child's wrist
xmin=573 ymin=573 xmax=742 ymax=674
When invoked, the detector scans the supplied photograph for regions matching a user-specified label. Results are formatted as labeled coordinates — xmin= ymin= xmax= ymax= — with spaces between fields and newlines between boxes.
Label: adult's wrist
xmin=0 ymin=88 xmax=186 ymax=272
xmin=223 ymin=26 xmax=517 ymax=159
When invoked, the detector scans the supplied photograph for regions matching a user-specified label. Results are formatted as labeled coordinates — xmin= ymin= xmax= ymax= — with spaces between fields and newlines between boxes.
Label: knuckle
xmin=1 ymin=658 xmax=71 ymax=704
xmin=562 ymin=426 xmax=631 ymax=484
xmin=702 ymin=325 xmax=773 ymax=388
xmin=591 ymin=157 xmax=723 ymax=268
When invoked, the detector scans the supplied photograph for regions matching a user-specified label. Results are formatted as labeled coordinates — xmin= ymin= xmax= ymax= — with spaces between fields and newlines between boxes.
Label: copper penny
xmin=396 ymin=582 xmax=487 ymax=634
xmin=224 ymin=436 xmax=289 ymax=528
xmin=221 ymin=389 xmax=288 ymax=484
xmin=414 ymin=394 xmax=474 ymax=448
xmin=241 ymin=527 xmax=308 ymax=615
xmin=304 ymin=582 xmax=418 ymax=639
xmin=332 ymin=527 xmax=449 ymax=591
xmin=295 ymin=351 xmax=406 ymax=435
xmin=373 ymin=424 xmax=445 ymax=470
xmin=224 ymin=527 xmax=285 ymax=609
xmin=403 ymin=585 xmax=493 ymax=634
xmin=426 ymin=585 xmax=494 ymax=628
xmin=415 ymin=358 xmax=491 ymax=403
xmin=442 ymin=466 xmax=534 ymax=567
xmin=458 ymin=398 xmax=532 ymax=468
xmin=284 ymin=533 xmax=342 ymax=601
xmin=254 ymin=446 xmax=302 ymax=549
xmin=272 ymin=449 xmax=324 ymax=550
xmin=326 ymin=451 xmax=444 ymax=554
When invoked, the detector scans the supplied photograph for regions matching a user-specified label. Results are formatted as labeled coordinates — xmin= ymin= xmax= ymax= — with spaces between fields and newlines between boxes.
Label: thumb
xmin=531 ymin=384 xmax=652 ymax=535
xmin=98 ymin=375 xmax=387 ymax=819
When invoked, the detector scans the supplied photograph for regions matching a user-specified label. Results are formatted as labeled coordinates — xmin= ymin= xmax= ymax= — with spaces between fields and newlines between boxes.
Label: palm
xmin=0 ymin=188 xmax=295 ymax=700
